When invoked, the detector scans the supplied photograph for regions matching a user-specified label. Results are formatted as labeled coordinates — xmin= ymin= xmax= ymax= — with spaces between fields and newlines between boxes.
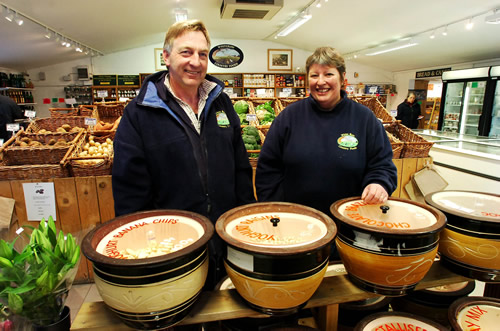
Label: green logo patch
xmin=216 ymin=111 xmax=230 ymax=127
xmin=337 ymin=133 xmax=358 ymax=150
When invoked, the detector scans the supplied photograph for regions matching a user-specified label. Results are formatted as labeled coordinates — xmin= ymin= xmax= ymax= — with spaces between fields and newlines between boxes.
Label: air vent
xmin=232 ymin=9 xmax=269 ymax=19
xmin=220 ymin=0 xmax=283 ymax=20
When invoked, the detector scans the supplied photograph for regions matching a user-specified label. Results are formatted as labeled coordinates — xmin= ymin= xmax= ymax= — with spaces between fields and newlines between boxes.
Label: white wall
xmin=25 ymin=39 xmax=394 ymax=118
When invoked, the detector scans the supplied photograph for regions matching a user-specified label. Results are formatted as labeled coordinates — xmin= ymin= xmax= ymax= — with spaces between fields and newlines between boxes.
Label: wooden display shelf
xmin=71 ymin=261 xmax=469 ymax=330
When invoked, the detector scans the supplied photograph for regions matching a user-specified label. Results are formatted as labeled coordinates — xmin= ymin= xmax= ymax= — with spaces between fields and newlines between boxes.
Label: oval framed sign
xmin=209 ymin=44 xmax=244 ymax=68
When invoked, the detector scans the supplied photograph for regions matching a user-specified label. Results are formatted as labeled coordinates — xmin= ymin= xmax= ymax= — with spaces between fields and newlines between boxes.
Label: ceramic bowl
xmin=354 ymin=311 xmax=448 ymax=331
xmin=81 ymin=209 xmax=213 ymax=330
xmin=449 ymin=296 xmax=500 ymax=331
xmin=425 ymin=190 xmax=500 ymax=281
xmin=330 ymin=197 xmax=446 ymax=296
xmin=216 ymin=202 xmax=337 ymax=315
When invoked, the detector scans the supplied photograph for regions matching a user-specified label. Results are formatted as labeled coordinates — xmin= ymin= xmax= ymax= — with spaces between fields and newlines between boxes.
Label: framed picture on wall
xmin=267 ymin=49 xmax=293 ymax=71
xmin=154 ymin=48 xmax=166 ymax=71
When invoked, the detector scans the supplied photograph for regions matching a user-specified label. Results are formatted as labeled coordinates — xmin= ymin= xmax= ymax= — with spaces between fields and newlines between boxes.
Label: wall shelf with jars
xmin=210 ymin=73 xmax=306 ymax=98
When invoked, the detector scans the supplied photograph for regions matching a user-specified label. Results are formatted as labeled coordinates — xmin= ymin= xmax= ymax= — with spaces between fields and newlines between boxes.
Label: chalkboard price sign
xmin=118 ymin=75 xmax=140 ymax=86
xmin=93 ymin=75 xmax=117 ymax=86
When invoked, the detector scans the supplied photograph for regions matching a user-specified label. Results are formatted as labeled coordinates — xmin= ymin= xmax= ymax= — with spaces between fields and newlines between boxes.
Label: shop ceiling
xmin=1 ymin=0 xmax=500 ymax=73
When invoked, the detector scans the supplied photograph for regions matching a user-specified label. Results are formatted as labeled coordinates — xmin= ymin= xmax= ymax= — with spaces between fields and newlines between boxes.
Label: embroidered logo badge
xmin=337 ymin=133 xmax=358 ymax=150
xmin=216 ymin=111 xmax=230 ymax=127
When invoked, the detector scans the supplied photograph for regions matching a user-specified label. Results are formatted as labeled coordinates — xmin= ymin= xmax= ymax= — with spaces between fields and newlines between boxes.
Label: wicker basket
xmin=1 ymin=129 xmax=85 ymax=166
xmin=386 ymin=131 xmax=404 ymax=159
xmin=385 ymin=122 xmax=434 ymax=158
xmin=96 ymin=102 xmax=125 ymax=124
xmin=79 ymin=105 xmax=98 ymax=117
xmin=250 ymin=98 xmax=280 ymax=128
xmin=351 ymin=96 xmax=395 ymax=123
xmin=243 ymin=127 xmax=266 ymax=167
xmin=49 ymin=107 xmax=80 ymax=117
xmin=26 ymin=116 xmax=93 ymax=133
xmin=277 ymin=97 xmax=303 ymax=112
xmin=65 ymin=131 xmax=114 ymax=177
xmin=232 ymin=98 xmax=257 ymax=127
xmin=0 ymin=162 xmax=69 ymax=180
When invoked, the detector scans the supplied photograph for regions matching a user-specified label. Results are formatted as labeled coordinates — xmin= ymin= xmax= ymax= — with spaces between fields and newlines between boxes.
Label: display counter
xmin=414 ymin=130 xmax=500 ymax=194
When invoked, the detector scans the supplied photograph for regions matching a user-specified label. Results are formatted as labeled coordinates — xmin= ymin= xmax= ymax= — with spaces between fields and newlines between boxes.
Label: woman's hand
xmin=362 ymin=183 xmax=389 ymax=205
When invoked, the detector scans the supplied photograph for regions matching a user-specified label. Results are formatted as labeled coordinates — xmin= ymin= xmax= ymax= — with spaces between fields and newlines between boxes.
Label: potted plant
xmin=0 ymin=216 xmax=80 ymax=330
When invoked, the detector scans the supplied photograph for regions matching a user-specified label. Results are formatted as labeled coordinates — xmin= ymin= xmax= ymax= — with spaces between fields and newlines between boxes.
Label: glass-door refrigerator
xmin=439 ymin=67 xmax=491 ymax=136
xmin=489 ymin=66 xmax=500 ymax=138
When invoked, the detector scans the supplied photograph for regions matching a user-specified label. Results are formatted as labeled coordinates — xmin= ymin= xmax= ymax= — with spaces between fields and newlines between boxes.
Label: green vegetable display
xmin=0 ymin=216 xmax=80 ymax=326
xmin=242 ymin=126 xmax=261 ymax=150
xmin=234 ymin=100 xmax=250 ymax=125
xmin=234 ymin=100 xmax=249 ymax=115
xmin=255 ymin=101 xmax=276 ymax=125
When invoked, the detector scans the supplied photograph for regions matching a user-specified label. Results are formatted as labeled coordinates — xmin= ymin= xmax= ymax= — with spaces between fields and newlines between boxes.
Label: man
xmin=112 ymin=20 xmax=255 ymax=288
xmin=0 ymin=94 xmax=24 ymax=143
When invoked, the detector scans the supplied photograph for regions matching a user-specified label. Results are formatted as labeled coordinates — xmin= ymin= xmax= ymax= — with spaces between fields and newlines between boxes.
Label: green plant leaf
xmin=0 ymin=256 xmax=13 ymax=268
xmin=46 ymin=216 xmax=58 ymax=246
xmin=8 ymin=293 xmax=23 ymax=314
xmin=0 ymin=240 xmax=14 ymax=260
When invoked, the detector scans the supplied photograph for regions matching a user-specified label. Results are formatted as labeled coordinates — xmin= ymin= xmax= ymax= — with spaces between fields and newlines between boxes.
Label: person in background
xmin=396 ymin=92 xmax=423 ymax=129
xmin=255 ymin=46 xmax=398 ymax=222
xmin=0 ymin=94 xmax=24 ymax=143
xmin=112 ymin=19 xmax=255 ymax=289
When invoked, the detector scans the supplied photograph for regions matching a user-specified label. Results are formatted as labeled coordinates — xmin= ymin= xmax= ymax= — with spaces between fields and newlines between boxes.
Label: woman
xmin=396 ymin=92 xmax=423 ymax=129
xmin=255 ymin=47 xmax=397 ymax=218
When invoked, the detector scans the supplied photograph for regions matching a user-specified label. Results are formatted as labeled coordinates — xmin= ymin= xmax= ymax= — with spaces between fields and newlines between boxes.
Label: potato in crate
xmin=65 ymin=132 xmax=115 ymax=177
xmin=0 ymin=128 xmax=84 ymax=166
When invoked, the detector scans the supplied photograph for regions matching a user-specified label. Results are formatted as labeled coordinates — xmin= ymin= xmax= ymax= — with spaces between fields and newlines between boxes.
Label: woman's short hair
xmin=306 ymin=47 xmax=346 ymax=78
xmin=163 ymin=19 xmax=211 ymax=53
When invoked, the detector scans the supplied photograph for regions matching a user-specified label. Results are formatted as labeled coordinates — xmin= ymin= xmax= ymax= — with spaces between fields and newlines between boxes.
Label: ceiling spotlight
xmin=14 ymin=13 xmax=23 ymax=25
xmin=316 ymin=1 xmax=321 ymax=8
xmin=485 ymin=9 xmax=500 ymax=24
xmin=45 ymin=28 xmax=52 ymax=39
xmin=466 ymin=18 xmax=474 ymax=30
xmin=174 ymin=8 xmax=188 ymax=22
xmin=442 ymin=26 xmax=448 ymax=36
xmin=277 ymin=9 xmax=312 ymax=37
xmin=5 ymin=9 xmax=13 ymax=22
xmin=430 ymin=31 xmax=435 ymax=39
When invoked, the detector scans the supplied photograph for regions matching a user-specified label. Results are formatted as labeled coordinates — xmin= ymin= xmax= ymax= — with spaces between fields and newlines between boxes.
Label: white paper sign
xmin=0 ymin=139 xmax=4 ymax=146
xmin=22 ymin=183 xmax=57 ymax=221
xmin=119 ymin=97 xmax=129 ymax=102
xmin=97 ymin=90 xmax=108 ymax=98
xmin=24 ymin=110 xmax=36 ymax=118
xmin=369 ymin=86 xmax=378 ymax=94
xmin=256 ymin=88 xmax=266 ymax=96
xmin=65 ymin=98 xmax=77 ymax=105
xmin=246 ymin=114 xmax=257 ymax=122
xmin=6 ymin=123 xmax=20 ymax=132
xmin=85 ymin=117 xmax=97 ymax=126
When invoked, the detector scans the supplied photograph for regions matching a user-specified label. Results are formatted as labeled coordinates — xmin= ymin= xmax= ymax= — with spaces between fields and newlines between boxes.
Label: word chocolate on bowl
xmin=331 ymin=197 xmax=446 ymax=296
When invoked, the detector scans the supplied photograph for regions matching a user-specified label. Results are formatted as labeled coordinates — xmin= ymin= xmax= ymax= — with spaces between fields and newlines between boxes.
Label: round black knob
xmin=270 ymin=217 xmax=280 ymax=227
xmin=380 ymin=205 xmax=390 ymax=214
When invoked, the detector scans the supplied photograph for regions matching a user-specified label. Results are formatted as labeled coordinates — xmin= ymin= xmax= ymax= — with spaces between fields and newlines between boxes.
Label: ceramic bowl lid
xmin=425 ymin=191 xmax=500 ymax=223
xmin=356 ymin=312 xmax=447 ymax=331
xmin=95 ymin=214 xmax=205 ymax=259
xmin=82 ymin=209 xmax=213 ymax=264
xmin=450 ymin=296 xmax=500 ymax=331
xmin=216 ymin=202 xmax=337 ymax=255
xmin=331 ymin=197 xmax=446 ymax=235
